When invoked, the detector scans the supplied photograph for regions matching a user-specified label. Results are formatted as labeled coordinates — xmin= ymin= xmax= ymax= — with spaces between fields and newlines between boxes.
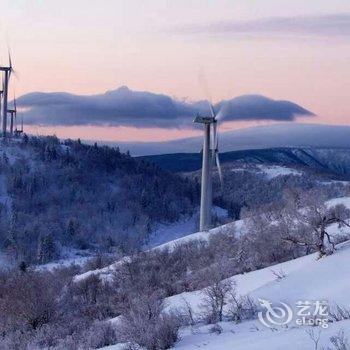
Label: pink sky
xmin=1 ymin=1 xmax=350 ymax=142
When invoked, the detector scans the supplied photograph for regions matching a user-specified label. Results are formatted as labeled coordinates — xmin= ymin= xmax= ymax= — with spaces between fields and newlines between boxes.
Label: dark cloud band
xmin=16 ymin=86 xmax=313 ymax=128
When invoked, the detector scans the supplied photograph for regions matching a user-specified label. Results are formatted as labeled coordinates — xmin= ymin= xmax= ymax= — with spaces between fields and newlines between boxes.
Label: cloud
xmin=177 ymin=14 xmax=350 ymax=38
xmin=16 ymin=86 xmax=313 ymax=128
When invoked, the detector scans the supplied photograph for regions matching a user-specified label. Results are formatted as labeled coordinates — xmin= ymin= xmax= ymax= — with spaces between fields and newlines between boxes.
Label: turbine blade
xmin=208 ymin=102 xmax=215 ymax=119
xmin=215 ymin=152 xmax=224 ymax=188
xmin=215 ymin=102 xmax=228 ymax=122
xmin=9 ymin=69 xmax=19 ymax=81
xmin=213 ymin=122 xmax=223 ymax=187
xmin=212 ymin=121 xmax=217 ymax=151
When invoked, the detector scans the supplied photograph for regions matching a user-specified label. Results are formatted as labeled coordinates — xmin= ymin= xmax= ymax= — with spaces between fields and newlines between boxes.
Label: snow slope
xmin=94 ymin=197 xmax=350 ymax=349
xmin=101 ymin=240 xmax=350 ymax=350
xmin=175 ymin=319 xmax=350 ymax=350
xmin=256 ymin=164 xmax=302 ymax=179
xmin=154 ymin=219 xmax=245 ymax=251
xmin=167 ymin=241 xmax=350 ymax=350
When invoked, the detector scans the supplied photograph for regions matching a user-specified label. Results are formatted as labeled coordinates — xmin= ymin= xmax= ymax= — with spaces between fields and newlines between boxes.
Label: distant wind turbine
xmin=0 ymin=78 xmax=3 ymax=128
xmin=8 ymin=94 xmax=17 ymax=137
xmin=0 ymin=52 xmax=14 ymax=138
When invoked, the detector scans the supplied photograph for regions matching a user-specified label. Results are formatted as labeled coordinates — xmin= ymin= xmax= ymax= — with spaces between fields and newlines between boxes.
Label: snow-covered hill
xmin=92 ymin=196 xmax=350 ymax=350
xmin=98 ymin=238 xmax=350 ymax=350
xmin=168 ymin=241 xmax=350 ymax=350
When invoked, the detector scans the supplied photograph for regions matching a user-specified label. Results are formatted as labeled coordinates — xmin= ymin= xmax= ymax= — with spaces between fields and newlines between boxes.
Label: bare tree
xmin=282 ymin=190 xmax=350 ymax=257
xmin=200 ymin=268 xmax=235 ymax=324
xmin=118 ymin=291 xmax=180 ymax=350
xmin=327 ymin=330 xmax=349 ymax=350
xmin=306 ymin=328 xmax=322 ymax=350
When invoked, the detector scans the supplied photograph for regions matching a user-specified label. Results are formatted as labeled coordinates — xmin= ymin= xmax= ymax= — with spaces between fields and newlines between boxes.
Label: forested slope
xmin=0 ymin=136 xmax=198 ymax=264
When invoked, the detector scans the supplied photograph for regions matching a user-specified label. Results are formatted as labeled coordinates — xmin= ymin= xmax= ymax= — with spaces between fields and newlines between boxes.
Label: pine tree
xmin=37 ymin=233 xmax=56 ymax=264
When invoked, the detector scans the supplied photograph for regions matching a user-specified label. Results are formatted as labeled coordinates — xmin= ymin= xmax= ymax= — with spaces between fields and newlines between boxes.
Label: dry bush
xmin=118 ymin=291 xmax=180 ymax=350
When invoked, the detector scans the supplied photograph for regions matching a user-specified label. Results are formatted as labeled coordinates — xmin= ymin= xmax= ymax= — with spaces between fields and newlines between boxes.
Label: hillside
xmin=169 ymin=241 xmax=350 ymax=350
xmin=0 ymin=136 xmax=198 ymax=265
xmin=2 ymin=189 xmax=350 ymax=349
xmin=85 ymin=196 xmax=350 ymax=350
xmin=140 ymin=147 xmax=350 ymax=175
xmin=1 ymin=136 xmax=349 ymax=267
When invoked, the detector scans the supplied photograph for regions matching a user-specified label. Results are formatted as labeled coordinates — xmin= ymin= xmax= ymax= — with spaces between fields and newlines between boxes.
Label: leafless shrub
xmin=200 ymin=275 xmax=234 ymax=324
xmin=0 ymin=329 xmax=34 ymax=350
xmin=82 ymin=321 xmax=118 ymax=349
xmin=271 ymin=268 xmax=286 ymax=281
xmin=176 ymin=298 xmax=196 ymax=326
xmin=329 ymin=304 xmax=350 ymax=322
xmin=227 ymin=294 xmax=258 ymax=323
xmin=306 ymin=328 xmax=322 ymax=350
xmin=209 ymin=323 xmax=223 ymax=334
xmin=0 ymin=270 xmax=59 ymax=332
xmin=118 ymin=291 xmax=180 ymax=350
xmin=66 ymin=273 xmax=116 ymax=320
xmin=281 ymin=190 xmax=350 ymax=258
xmin=83 ymin=253 xmax=116 ymax=272
xmin=327 ymin=330 xmax=350 ymax=350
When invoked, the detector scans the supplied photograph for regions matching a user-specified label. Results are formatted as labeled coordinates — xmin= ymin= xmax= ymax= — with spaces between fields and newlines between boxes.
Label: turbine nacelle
xmin=193 ymin=115 xmax=216 ymax=124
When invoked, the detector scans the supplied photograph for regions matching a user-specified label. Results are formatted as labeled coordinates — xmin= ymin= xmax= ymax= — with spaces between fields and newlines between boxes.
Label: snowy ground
xmin=96 ymin=197 xmax=350 ymax=350
xmin=175 ymin=319 xmax=350 ymax=350
xmin=166 ymin=241 xmax=350 ymax=350
xmin=145 ymin=215 xmax=198 ymax=249
xmin=256 ymin=164 xmax=302 ymax=179
xmin=146 ymin=207 xmax=228 ymax=249
xmin=230 ymin=164 xmax=302 ymax=179
xmin=37 ymin=248 xmax=93 ymax=271
xmin=100 ymin=240 xmax=350 ymax=350
xmin=154 ymin=219 xmax=246 ymax=252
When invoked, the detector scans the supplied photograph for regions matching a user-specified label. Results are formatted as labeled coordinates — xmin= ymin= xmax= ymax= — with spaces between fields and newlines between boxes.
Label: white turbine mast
xmin=0 ymin=78 xmax=3 ymax=129
xmin=8 ymin=93 xmax=16 ymax=137
xmin=194 ymin=102 xmax=224 ymax=231
xmin=0 ymin=52 xmax=14 ymax=138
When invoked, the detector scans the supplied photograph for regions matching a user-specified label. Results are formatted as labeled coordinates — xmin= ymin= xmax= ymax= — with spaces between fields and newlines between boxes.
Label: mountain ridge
xmin=109 ymin=123 xmax=350 ymax=156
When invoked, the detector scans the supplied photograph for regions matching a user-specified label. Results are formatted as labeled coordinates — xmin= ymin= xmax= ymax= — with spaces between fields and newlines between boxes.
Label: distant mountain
xmin=113 ymin=123 xmax=350 ymax=156
xmin=140 ymin=147 xmax=350 ymax=176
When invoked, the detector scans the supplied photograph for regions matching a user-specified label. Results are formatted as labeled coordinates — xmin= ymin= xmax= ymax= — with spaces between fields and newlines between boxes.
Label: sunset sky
xmin=1 ymin=0 xmax=350 ymax=142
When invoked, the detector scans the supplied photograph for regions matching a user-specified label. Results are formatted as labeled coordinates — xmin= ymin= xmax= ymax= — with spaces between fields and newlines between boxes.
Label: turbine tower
xmin=8 ymin=95 xmax=16 ymax=137
xmin=0 ymin=53 xmax=13 ymax=138
xmin=194 ymin=104 xmax=223 ymax=231
xmin=0 ymin=79 xmax=3 ymax=126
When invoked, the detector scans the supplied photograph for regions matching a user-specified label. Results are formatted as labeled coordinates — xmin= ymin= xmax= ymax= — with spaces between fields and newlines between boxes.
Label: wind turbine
xmin=194 ymin=103 xmax=224 ymax=231
xmin=8 ymin=94 xmax=16 ymax=137
xmin=0 ymin=53 xmax=14 ymax=138
xmin=0 ymin=79 xmax=4 ymax=126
